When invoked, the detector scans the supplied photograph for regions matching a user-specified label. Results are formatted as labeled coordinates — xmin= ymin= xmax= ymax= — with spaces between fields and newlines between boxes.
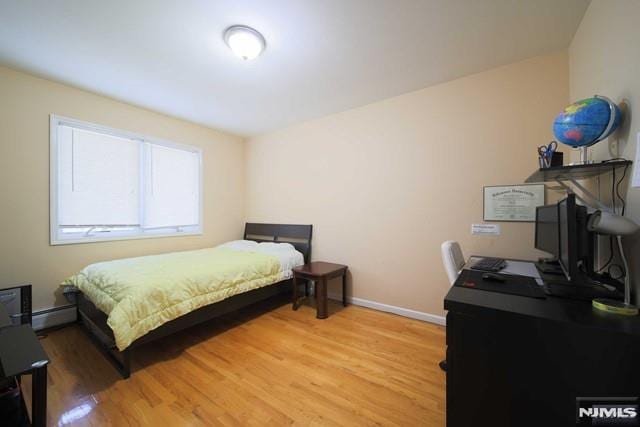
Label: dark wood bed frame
xmin=75 ymin=223 xmax=312 ymax=378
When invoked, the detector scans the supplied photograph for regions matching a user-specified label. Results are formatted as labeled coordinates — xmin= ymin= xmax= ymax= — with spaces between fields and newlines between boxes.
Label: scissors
xmin=537 ymin=141 xmax=557 ymax=168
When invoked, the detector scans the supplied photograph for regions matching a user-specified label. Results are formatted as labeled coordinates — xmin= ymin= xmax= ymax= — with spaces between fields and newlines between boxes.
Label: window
xmin=50 ymin=115 xmax=202 ymax=244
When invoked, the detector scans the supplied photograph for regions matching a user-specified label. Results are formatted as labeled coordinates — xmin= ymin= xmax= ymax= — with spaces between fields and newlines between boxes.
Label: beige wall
xmin=0 ymin=50 xmax=572 ymax=317
xmin=245 ymin=52 xmax=569 ymax=316
xmin=0 ymin=65 xmax=245 ymax=311
xmin=569 ymin=0 xmax=640 ymax=304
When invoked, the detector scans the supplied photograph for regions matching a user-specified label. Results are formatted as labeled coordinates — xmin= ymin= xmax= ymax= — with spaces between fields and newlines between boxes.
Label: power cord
xmin=597 ymin=161 xmax=630 ymax=276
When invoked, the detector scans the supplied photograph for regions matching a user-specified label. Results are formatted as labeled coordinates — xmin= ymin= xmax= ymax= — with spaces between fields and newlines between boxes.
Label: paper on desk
xmin=501 ymin=261 xmax=543 ymax=285
xmin=466 ymin=257 xmax=543 ymax=286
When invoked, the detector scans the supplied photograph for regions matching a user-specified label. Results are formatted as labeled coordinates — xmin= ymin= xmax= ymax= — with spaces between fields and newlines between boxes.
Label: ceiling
xmin=0 ymin=0 xmax=589 ymax=136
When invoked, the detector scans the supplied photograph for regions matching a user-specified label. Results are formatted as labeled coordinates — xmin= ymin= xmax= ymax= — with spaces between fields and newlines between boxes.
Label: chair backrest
xmin=441 ymin=241 xmax=465 ymax=285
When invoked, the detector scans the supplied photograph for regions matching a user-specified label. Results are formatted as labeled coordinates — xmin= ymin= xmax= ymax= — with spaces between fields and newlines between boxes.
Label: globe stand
xmin=568 ymin=146 xmax=595 ymax=166
xmin=578 ymin=146 xmax=594 ymax=165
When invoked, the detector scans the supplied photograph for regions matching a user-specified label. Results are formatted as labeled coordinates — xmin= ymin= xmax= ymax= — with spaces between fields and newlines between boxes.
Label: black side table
xmin=0 ymin=324 xmax=49 ymax=427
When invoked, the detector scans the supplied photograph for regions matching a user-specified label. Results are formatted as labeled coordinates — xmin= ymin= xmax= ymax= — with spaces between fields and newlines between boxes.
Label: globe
xmin=552 ymin=96 xmax=622 ymax=148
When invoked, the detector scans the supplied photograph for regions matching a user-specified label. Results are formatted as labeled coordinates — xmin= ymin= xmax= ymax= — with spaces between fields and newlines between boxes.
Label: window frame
xmin=50 ymin=114 xmax=203 ymax=245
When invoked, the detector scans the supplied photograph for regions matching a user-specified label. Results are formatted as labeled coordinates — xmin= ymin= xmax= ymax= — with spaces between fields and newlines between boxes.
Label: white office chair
xmin=439 ymin=240 xmax=465 ymax=372
xmin=441 ymin=240 xmax=465 ymax=285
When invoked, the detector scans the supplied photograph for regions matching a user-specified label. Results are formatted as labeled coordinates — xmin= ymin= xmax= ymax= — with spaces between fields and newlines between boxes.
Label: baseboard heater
xmin=31 ymin=305 xmax=77 ymax=331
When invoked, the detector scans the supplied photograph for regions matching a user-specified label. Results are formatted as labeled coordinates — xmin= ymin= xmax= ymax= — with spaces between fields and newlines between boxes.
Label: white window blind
xmin=58 ymin=126 xmax=140 ymax=226
xmin=51 ymin=115 xmax=202 ymax=244
xmin=144 ymin=144 xmax=200 ymax=229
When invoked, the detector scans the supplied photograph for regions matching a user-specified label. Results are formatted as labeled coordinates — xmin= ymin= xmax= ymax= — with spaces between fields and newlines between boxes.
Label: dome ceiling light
xmin=223 ymin=25 xmax=266 ymax=60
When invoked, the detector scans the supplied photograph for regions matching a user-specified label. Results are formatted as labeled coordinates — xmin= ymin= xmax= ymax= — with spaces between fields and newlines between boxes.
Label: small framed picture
xmin=483 ymin=184 xmax=545 ymax=222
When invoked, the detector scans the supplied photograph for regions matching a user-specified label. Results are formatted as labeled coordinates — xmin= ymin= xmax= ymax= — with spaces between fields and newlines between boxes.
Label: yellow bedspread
xmin=63 ymin=247 xmax=282 ymax=350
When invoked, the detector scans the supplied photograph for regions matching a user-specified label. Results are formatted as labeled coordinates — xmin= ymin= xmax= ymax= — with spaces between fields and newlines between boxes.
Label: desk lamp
xmin=587 ymin=211 xmax=640 ymax=315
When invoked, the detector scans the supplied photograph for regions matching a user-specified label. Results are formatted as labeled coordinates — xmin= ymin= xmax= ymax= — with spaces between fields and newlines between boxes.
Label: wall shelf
xmin=524 ymin=159 xmax=632 ymax=212
xmin=525 ymin=160 xmax=632 ymax=183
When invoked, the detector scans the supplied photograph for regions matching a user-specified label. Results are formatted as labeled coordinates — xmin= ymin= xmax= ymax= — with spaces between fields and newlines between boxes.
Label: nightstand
xmin=292 ymin=262 xmax=348 ymax=319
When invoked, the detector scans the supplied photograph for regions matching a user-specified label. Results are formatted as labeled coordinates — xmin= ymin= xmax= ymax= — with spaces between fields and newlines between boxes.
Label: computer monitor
xmin=557 ymin=194 xmax=593 ymax=282
xmin=535 ymin=204 xmax=559 ymax=257
xmin=576 ymin=205 xmax=595 ymax=274
xmin=558 ymin=195 xmax=578 ymax=281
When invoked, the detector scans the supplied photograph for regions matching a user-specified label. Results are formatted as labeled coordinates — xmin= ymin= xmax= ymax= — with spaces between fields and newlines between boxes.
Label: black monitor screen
xmin=558 ymin=195 xmax=578 ymax=281
xmin=535 ymin=204 xmax=558 ymax=256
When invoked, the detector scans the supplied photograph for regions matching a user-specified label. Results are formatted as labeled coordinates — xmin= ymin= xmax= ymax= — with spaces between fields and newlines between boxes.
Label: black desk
xmin=445 ymin=270 xmax=640 ymax=427
xmin=0 ymin=323 xmax=48 ymax=426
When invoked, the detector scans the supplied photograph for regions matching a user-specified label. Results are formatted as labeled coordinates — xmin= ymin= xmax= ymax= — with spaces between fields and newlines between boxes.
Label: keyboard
xmin=471 ymin=257 xmax=506 ymax=272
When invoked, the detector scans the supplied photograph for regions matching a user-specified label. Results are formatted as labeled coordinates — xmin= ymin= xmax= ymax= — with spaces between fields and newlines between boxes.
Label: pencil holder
xmin=539 ymin=151 xmax=563 ymax=168
xmin=549 ymin=151 xmax=563 ymax=167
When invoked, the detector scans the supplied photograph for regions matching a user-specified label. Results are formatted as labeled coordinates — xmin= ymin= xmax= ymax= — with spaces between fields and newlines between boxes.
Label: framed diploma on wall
xmin=483 ymin=184 xmax=545 ymax=222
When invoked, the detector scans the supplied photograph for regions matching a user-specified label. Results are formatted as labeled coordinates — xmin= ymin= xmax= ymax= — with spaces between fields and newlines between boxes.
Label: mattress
xmin=63 ymin=241 xmax=304 ymax=350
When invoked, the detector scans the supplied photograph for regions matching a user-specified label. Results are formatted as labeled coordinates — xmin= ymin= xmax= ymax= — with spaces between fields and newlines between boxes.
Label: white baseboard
xmin=32 ymin=305 xmax=77 ymax=331
xmin=328 ymin=292 xmax=446 ymax=326
xmin=30 ymin=297 xmax=445 ymax=330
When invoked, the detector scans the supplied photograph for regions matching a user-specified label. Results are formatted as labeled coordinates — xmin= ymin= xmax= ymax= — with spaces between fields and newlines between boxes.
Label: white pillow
xmin=256 ymin=242 xmax=296 ymax=252
xmin=217 ymin=240 xmax=258 ymax=251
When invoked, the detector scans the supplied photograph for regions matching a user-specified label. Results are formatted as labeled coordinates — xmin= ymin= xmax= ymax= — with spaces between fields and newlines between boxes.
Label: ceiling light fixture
xmin=223 ymin=25 xmax=266 ymax=60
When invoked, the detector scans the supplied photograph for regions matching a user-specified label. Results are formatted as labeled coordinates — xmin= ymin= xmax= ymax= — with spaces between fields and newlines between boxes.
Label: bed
xmin=67 ymin=223 xmax=312 ymax=378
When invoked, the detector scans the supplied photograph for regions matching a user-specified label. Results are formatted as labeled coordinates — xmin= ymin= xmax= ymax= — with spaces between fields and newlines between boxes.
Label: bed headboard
xmin=244 ymin=223 xmax=313 ymax=263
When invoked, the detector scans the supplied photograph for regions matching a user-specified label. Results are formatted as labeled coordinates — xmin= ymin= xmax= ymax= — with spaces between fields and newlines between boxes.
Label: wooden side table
xmin=292 ymin=262 xmax=348 ymax=319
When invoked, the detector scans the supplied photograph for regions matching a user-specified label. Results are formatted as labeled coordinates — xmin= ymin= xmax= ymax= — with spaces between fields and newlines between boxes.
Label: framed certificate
xmin=483 ymin=184 xmax=545 ymax=222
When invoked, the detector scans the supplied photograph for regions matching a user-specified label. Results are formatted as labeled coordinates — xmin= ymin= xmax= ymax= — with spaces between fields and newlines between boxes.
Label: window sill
xmin=50 ymin=230 xmax=203 ymax=246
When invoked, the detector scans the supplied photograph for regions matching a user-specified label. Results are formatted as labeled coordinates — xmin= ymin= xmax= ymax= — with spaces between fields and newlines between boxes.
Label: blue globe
xmin=552 ymin=96 xmax=622 ymax=148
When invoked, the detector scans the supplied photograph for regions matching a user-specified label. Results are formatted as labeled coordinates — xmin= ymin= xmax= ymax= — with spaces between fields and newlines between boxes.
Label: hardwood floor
xmin=23 ymin=297 xmax=446 ymax=426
